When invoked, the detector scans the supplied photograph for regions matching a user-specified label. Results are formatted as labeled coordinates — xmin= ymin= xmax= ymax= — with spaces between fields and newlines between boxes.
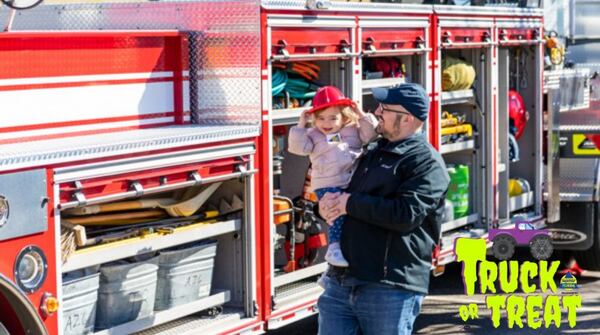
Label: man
xmin=317 ymin=83 xmax=450 ymax=335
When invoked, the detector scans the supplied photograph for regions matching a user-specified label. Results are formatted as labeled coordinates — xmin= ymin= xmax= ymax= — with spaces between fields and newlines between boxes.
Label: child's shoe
xmin=317 ymin=270 xmax=328 ymax=289
xmin=324 ymin=242 xmax=349 ymax=267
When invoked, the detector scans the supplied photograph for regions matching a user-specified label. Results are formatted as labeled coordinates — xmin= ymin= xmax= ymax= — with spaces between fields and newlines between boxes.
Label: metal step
xmin=134 ymin=308 xmax=251 ymax=335
xmin=273 ymin=278 xmax=323 ymax=308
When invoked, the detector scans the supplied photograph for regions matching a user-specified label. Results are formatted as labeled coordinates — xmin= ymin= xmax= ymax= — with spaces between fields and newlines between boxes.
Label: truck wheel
xmin=530 ymin=235 xmax=553 ymax=260
xmin=492 ymin=235 xmax=516 ymax=260
xmin=0 ymin=322 xmax=8 ymax=335
xmin=576 ymin=204 xmax=600 ymax=270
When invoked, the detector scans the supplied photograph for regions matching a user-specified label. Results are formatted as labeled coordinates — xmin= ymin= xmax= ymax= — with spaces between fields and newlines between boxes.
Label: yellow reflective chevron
xmin=573 ymin=134 xmax=600 ymax=156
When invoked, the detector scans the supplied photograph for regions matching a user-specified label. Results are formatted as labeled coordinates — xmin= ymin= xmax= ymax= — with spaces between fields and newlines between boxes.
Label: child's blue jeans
xmin=314 ymin=187 xmax=344 ymax=244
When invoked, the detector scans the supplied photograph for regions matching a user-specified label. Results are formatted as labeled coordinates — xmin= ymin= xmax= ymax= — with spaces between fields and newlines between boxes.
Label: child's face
xmin=314 ymin=107 xmax=344 ymax=135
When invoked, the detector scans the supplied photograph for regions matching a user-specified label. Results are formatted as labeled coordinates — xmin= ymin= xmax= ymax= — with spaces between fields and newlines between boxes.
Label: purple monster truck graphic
xmin=489 ymin=222 xmax=553 ymax=260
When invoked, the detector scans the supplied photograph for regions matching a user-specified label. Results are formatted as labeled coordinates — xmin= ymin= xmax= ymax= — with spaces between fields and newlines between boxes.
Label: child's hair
xmin=314 ymin=105 xmax=359 ymax=127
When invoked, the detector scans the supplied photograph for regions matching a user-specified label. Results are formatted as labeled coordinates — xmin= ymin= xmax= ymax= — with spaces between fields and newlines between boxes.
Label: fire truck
xmin=0 ymin=1 xmax=597 ymax=334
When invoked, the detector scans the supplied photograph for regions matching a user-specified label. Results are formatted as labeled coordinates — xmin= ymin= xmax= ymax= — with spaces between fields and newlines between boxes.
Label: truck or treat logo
xmin=489 ymin=222 xmax=553 ymax=261
xmin=455 ymin=238 xmax=581 ymax=330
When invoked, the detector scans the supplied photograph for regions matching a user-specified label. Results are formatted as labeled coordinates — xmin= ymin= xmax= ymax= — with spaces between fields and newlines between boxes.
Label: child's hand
xmin=298 ymin=110 xmax=310 ymax=128
xmin=352 ymin=105 xmax=366 ymax=118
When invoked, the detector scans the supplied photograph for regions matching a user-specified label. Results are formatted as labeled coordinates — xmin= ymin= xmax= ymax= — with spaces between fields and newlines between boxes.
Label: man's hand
xmin=318 ymin=192 xmax=350 ymax=224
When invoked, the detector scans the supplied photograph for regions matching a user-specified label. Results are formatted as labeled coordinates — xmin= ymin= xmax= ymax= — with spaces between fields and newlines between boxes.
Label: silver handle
xmin=361 ymin=47 xmax=431 ymax=56
xmin=58 ymin=168 xmax=257 ymax=210
xmin=271 ymin=52 xmax=360 ymax=61
xmin=441 ymin=42 xmax=493 ymax=49
xmin=498 ymin=39 xmax=544 ymax=45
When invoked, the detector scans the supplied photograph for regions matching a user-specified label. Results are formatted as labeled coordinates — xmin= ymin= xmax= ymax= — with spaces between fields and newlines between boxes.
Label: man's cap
xmin=371 ymin=83 xmax=430 ymax=121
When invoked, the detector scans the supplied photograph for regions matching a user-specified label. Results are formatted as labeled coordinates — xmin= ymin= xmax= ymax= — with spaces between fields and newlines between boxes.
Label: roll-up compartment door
xmin=268 ymin=16 xmax=356 ymax=62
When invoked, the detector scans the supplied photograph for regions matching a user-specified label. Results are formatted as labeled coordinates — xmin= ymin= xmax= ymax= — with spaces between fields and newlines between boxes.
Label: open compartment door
xmin=545 ymin=87 xmax=561 ymax=223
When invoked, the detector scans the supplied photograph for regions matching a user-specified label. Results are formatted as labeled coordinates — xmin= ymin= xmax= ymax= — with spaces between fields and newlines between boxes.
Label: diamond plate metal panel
xmin=188 ymin=30 xmax=261 ymax=125
xmin=134 ymin=308 xmax=245 ymax=335
xmin=0 ymin=125 xmax=259 ymax=172
xmin=558 ymin=158 xmax=600 ymax=201
xmin=560 ymin=108 xmax=600 ymax=132
xmin=273 ymin=278 xmax=321 ymax=306
xmin=5 ymin=1 xmax=261 ymax=126
xmin=261 ymin=0 xmax=433 ymax=13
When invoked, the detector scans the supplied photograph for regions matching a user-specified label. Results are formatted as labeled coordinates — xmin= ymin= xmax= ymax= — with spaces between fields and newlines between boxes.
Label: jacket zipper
xmin=382 ymin=233 xmax=392 ymax=277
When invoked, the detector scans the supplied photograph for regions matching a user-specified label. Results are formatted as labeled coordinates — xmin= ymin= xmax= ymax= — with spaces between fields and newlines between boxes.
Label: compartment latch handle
xmin=483 ymin=31 xmax=492 ymax=43
xmin=365 ymin=37 xmax=377 ymax=53
xmin=72 ymin=180 xmax=87 ymax=206
xmin=340 ymin=39 xmax=352 ymax=56
xmin=276 ymin=39 xmax=290 ymax=59
xmin=442 ymin=31 xmax=453 ymax=46
xmin=189 ymin=171 xmax=202 ymax=185
xmin=130 ymin=181 xmax=144 ymax=197
xmin=499 ymin=29 xmax=508 ymax=41
xmin=416 ymin=36 xmax=426 ymax=49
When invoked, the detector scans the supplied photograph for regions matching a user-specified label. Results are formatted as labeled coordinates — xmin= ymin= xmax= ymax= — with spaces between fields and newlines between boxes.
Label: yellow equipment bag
xmin=442 ymin=56 xmax=476 ymax=91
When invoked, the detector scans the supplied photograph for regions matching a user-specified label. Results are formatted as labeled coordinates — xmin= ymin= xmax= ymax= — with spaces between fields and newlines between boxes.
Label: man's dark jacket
xmin=342 ymin=133 xmax=450 ymax=294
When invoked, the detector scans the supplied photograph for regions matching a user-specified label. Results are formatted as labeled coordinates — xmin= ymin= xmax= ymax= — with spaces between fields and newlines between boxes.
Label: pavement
xmin=267 ymin=251 xmax=600 ymax=334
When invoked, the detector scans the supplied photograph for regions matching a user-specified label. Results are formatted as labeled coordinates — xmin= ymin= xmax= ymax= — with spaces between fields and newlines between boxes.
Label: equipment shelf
xmin=271 ymin=107 xmax=310 ymax=126
xmin=361 ymin=78 xmax=406 ymax=94
xmin=440 ymin=139 xmax=475 ymax=154
xmin=509 ymin=191 xmax=534 ymax=212
xmin=62 ymin=219 xmax=241 ymax=273
xmin=440 ymin=89 xmax=475 ymax=106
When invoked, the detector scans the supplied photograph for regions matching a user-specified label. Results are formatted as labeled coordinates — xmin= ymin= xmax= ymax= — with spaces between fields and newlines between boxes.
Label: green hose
xmin=272 ymin=70 xmax=287 ymax=96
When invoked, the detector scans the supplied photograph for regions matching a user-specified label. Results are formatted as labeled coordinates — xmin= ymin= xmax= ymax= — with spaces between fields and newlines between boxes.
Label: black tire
xmin=576 ymin=203 xmax=600 ymax=270
xmin=492 ymin=234 xmax=516 ymax=260
xmin=530 ymin=235 xmax=554 ymax=260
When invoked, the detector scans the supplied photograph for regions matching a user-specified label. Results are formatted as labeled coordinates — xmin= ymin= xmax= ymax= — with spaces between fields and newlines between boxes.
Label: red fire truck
xmin=0 ymin=1 xmax=597 ymax=334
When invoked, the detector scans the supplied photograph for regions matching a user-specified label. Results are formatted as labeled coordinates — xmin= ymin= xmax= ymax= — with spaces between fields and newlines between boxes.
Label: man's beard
xmin=375 ymin=116 xmax=384 ymax=134
xmin=376 ymin=115 xmax=403 ymax=139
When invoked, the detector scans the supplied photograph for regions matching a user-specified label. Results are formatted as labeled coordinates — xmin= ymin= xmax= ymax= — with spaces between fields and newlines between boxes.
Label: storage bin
xmin=155 ymin=241 xmax=218 ymax=311
xmin=62 ymin=271 xmax=100 ymax=335
xmin=95 ymin=257 xmax=159 ymax=330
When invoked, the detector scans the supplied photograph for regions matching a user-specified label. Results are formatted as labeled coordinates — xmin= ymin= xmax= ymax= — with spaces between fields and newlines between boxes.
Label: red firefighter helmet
xmin=306 ymin=86 xmax=356 ymax=114
xmin=508 ymin=90 xmax=528 ymax=140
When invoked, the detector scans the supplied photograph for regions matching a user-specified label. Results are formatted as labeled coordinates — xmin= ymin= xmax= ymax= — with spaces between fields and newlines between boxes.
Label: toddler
xmin=288 ymin=86 xmax=378 ymax=267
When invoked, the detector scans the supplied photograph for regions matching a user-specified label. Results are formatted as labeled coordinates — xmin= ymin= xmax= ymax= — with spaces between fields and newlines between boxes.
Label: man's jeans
xmin=318 ymin=275 xmax=424 ymax=335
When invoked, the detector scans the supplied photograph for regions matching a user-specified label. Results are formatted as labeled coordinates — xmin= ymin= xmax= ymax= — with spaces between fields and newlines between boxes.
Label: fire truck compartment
xmin=54 ymin=142 xmax=258 ymax=334
xmin=359 ymin=17 xmax=430 ymax=57
xmin=268 ymin=16 xmax=355 ymax=62
xmin=270 ymin=57 xmax=354 ymax=126
xmin=437 ymin=44 xmax=492 ymax=239
xmin=497 ymin=33 xmax=544 ymax=224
